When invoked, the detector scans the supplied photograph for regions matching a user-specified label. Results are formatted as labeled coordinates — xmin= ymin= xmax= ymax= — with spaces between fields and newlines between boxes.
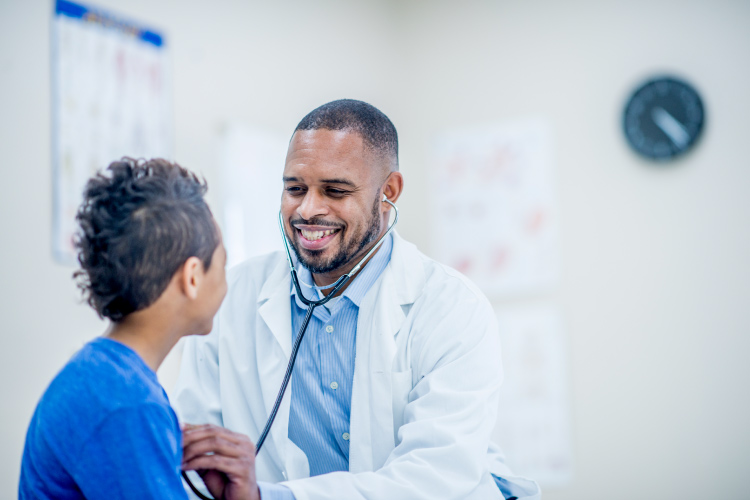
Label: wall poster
xmin=52 ymin=0 xmax=171 ymax=263
xmin=429 ymin=119 xmax=560 ymax=297
xmin=493 ymin=305 xmax=573 ymax=487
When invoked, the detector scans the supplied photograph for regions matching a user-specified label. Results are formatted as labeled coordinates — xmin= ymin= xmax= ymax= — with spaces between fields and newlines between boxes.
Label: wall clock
xmin=623 ymin=76 xmax=705 ymax=161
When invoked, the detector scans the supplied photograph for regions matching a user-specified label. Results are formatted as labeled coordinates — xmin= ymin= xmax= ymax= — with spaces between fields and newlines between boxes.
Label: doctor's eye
xmin=326 ymin=188 xmax=350 ymax=197
xmin=285 ymin=186 xmax=306 ymax=196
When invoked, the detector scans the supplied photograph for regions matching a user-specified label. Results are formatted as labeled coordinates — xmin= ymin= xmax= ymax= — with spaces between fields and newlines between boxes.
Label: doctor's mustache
xmin=289 ymin=217 xmax=344 ymax=229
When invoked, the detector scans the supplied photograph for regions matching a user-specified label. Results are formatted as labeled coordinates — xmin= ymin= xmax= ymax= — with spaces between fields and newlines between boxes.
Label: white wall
xmin=1 ymin=1 xmax=749 ymax=499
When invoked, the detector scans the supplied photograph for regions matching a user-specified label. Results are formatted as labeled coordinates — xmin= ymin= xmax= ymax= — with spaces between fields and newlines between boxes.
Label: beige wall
xmin=1 ymin=1 xmax=749 ymax=499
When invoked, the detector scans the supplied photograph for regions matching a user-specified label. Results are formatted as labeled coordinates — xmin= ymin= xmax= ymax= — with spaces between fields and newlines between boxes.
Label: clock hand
xmin=651 ymin=107 xmax=690 ymax=149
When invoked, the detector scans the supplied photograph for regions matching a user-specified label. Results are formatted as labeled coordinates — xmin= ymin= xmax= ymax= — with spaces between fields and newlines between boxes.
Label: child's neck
xmin=105 ymin=312 xmax=183 ymax=373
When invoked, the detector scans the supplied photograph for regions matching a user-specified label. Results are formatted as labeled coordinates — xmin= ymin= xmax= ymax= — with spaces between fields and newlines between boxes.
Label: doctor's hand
xmin=181 ymin=423 xmax=260 ymax=500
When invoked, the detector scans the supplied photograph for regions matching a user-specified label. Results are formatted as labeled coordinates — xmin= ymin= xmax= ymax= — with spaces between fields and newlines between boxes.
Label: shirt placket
xmin=316 ymin=308 xmax=351 ymax=456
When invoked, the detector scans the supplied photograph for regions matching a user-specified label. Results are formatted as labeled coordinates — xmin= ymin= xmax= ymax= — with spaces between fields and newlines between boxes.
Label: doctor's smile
xmin=292 ymin=222 xmax=342 ymax=250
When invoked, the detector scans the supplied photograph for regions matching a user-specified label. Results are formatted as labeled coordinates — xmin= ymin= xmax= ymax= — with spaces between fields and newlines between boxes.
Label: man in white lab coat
xmin=173 ymin=100 xmax=540 ymax=500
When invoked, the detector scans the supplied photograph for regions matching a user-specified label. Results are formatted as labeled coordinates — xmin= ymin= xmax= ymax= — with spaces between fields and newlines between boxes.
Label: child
xmin=19 ymin=158 xmax=228 ymax=499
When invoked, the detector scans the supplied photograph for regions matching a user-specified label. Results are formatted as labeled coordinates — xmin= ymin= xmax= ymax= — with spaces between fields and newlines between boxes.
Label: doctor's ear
xmin=381 ymin=171 xmax=403 ymax=206
xmin=179 ymin=256 xmax=204 ymax=300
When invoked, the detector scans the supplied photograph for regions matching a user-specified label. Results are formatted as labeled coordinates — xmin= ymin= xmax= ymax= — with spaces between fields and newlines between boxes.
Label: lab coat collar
xmin=257 ymin=231 xmax=418 ymax=355
xmin=387 ymin=230 xmax=425 ymax=307
xmin=254 ymin=231 xmax=426 ymax=476
xmin=257 ymin=254 xmax=293 ymax=359
xmin=290 ymin=232 xmax=394 ymax=310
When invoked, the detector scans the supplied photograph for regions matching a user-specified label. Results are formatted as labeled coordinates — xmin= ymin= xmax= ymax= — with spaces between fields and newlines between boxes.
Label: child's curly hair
xmin=73 ymin=158 xmax=219 ymax=321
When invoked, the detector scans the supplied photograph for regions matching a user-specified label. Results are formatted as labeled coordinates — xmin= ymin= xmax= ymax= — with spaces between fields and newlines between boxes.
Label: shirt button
xmin=330 ymin=381 xmax=339 ymax=390
xmin=326 ymin=325 xmax=334 ymax=333
xmin=342 ymin=432 xmax=350 ymax=441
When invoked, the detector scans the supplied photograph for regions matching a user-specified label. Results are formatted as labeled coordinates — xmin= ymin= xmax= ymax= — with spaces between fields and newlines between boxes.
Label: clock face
xmin=623 ymin=77 xmax=705 ymax=161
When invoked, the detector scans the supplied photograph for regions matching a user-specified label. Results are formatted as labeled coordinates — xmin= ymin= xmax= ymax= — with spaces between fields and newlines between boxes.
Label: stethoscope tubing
xmin=254 ymin=273 xmax=349 ymax=453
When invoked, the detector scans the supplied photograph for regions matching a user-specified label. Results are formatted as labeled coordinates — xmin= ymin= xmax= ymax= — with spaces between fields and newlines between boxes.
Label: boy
xmin=19 ymin=158 xmax=253 ymax=499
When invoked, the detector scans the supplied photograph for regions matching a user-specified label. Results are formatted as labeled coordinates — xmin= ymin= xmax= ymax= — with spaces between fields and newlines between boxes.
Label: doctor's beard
xmin=289 ymin=195 xmax=381 ymax=275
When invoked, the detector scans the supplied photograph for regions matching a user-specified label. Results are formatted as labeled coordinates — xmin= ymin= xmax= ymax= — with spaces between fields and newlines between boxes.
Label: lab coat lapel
xmin=256 ymin=257 xmax=295 ymax=470
xmin=257 ymin=258 xmax=293 ymax=359
xmin=349 ymin=233 xmax=424 ymax=473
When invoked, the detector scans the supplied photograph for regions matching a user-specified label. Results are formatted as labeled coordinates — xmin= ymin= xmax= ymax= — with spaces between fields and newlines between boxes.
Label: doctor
xmin=173 ymin=99 xmax=540 ymax=500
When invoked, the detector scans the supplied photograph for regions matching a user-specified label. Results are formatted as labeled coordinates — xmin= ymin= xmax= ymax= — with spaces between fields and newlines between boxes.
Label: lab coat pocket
xmin=391 ymin=369 xmax=413 ymax=443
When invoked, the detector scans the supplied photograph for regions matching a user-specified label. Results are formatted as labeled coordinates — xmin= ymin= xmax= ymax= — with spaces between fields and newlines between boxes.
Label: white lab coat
xmin=173 ymin=233 xmax=540 ymax=500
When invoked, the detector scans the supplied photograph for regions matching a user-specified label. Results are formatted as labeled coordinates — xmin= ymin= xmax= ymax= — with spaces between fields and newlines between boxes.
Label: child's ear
xmin=180 ymin=257 xmax=204 ymax=300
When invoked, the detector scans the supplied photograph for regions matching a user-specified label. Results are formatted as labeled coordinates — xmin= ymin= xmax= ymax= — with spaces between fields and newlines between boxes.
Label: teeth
xmin=300 ymin=229 xmax=337 ymax=241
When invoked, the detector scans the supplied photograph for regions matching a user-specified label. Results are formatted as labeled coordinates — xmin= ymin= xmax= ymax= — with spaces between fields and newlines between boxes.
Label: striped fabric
xmin=287 ymin=233 xmax=394 ymax=476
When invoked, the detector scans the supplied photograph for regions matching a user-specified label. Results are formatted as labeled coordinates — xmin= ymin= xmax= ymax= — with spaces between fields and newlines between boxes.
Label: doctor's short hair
xmin=73 ymin=157 xmax=220 ymax=322
xmin=294 ymin=99 xmax=399 ymax=170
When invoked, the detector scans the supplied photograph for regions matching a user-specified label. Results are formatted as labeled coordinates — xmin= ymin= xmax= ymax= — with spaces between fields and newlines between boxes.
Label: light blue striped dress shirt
xmin=257 ymin=234 xmax=393 ymax=500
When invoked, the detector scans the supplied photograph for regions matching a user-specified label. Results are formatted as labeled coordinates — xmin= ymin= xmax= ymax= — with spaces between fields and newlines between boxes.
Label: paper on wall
xmin=52 ymin=0 xmax=172 ymax=264
xmin=429 ymin=119 xmax=560 ymax=297
xmin=493 ymin=304 xmax=573 ymax=487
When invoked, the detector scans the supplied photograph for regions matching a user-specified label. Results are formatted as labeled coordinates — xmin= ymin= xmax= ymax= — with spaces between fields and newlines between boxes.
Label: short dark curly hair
xmin=73 ymin=158 xmax=220 ymax=322
xmin=295 ymin=99 xmax=399 ymax=170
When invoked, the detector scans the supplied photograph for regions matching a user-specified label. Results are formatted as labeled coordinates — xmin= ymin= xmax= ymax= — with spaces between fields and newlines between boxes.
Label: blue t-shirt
xmin=19 ymin=337 xmax=188 ymax=499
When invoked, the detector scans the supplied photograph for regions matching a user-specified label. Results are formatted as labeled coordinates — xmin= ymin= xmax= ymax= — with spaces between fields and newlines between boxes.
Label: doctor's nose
xmin=296 ymin=192 xmax=329 ymax=221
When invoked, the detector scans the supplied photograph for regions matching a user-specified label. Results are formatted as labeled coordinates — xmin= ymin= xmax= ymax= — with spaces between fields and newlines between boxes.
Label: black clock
xmin=623 ymin=76 xmax=705 ymax=161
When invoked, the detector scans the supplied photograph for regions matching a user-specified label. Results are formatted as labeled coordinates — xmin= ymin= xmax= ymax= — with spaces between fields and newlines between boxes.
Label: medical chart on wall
xmin=493 ymin=304 xmax=573 ymax=487
xmin=219 ymin=125 xmax=289 ymax=268
xmin=429 ymin=119 xmax=560 ymax=297
xmin=52 ymin=0 xmax=172 ymax=264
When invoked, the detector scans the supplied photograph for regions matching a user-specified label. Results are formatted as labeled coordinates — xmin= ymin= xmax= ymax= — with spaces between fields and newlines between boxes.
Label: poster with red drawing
xmin=430 ymin=119 xmax=560 ymax=297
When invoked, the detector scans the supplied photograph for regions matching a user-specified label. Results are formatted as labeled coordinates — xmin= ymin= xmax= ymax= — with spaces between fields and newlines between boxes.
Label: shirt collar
xmin=290 ymin=232 xmax=393 ymax=309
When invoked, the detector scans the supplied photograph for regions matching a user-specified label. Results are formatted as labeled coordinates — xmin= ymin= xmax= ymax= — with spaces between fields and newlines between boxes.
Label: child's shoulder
xmin=38 ymin=338 xmax=171 ymax=433
xmin=21 ymin=338 xmax=181 ymax=495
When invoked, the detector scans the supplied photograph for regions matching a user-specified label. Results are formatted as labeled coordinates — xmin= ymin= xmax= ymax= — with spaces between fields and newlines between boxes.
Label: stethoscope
xmin=183 ymin=195 xmax=399 ymax=500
